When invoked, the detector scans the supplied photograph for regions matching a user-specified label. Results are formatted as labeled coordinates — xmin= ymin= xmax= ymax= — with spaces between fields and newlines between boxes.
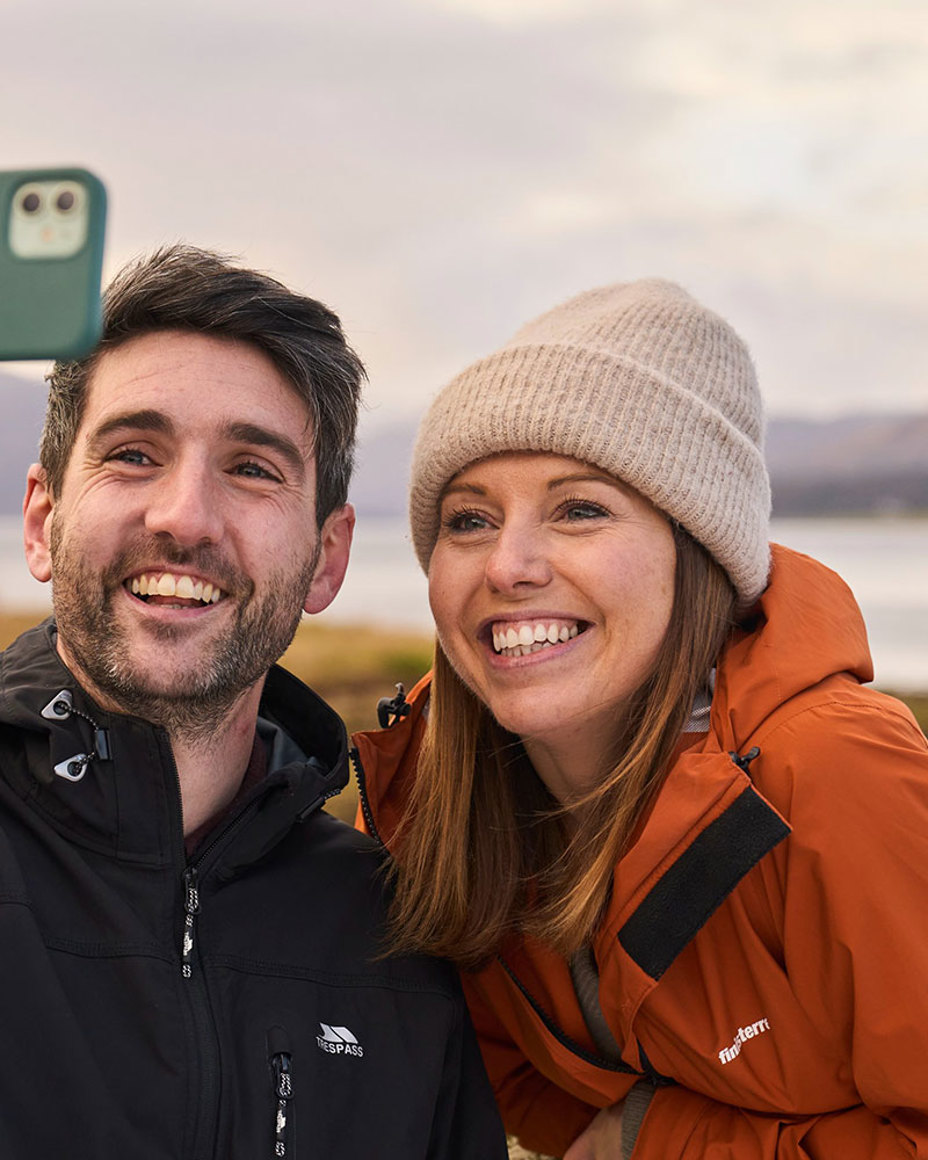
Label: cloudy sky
xmin=3 ymin=0 xmax=926 ymax=427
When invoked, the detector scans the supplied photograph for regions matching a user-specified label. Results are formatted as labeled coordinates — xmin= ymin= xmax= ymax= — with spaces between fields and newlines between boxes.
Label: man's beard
xmin=48 ymin=517 xmax=318 ymax=744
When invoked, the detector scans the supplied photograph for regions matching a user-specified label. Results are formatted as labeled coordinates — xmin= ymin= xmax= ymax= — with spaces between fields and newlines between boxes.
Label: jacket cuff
xmin=622 ymin=1082 xmax=655 ymax=1159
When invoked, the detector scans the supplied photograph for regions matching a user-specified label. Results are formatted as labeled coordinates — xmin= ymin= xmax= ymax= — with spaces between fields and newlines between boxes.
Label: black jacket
xmin=0 ymin=622 xmax=505 ymax=1159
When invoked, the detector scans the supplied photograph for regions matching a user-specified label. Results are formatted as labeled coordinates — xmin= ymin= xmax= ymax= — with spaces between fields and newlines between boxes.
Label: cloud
xmin=2 ymin=0 xmax=925 ymax=419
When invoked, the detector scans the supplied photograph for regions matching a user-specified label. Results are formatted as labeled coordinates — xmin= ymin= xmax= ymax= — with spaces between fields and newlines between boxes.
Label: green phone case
xmin=0 ymin=167 xmax=107 ymax=361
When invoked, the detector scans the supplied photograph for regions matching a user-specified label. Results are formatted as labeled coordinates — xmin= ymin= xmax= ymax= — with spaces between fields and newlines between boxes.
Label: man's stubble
xmin=48 ymin=513 xmax=319 ymax=744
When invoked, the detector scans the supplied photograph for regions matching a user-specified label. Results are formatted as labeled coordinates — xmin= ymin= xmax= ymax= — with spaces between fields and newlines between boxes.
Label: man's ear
xmin=23 ymin=463 xmax=54 ymax=584
xmin=302 ymin=503 xmax=355 ymax=616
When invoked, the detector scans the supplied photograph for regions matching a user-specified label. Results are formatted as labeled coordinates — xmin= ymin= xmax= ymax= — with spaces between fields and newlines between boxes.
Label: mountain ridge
xmin=1 ymin=370 xmax=925 ymax=518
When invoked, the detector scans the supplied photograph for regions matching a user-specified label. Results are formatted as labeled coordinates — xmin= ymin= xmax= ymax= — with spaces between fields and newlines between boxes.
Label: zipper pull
xmin=376 ymin=682 xmax=410 ymax=728
xmin=268 ymin=1026 xmax=293 ymax=1158
xmin=181 ymin=866 xmax=200 ymax=979
xmin=271 ymin=1051 xmax=293 ymax=1157
xmin=729 ymin=745 xmax=761 ymax=775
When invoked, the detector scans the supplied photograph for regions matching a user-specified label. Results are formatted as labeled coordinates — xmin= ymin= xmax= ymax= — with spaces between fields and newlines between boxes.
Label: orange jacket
xmin=353 ymin=544 xmax=928 ymax=1158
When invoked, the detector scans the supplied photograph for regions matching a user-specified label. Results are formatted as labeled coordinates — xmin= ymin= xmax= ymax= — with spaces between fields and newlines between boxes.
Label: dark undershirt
xmin=184 ymin=731 xmax=268 ymax=858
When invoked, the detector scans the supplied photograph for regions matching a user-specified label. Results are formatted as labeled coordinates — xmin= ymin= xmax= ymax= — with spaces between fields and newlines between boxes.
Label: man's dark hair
xmin=41 ymin=244 xmax=365 ymax=524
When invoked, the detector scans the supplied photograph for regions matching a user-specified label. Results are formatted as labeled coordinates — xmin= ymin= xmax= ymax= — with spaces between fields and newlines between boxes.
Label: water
xmin=1 ymin=515 xmax=925 ymax=691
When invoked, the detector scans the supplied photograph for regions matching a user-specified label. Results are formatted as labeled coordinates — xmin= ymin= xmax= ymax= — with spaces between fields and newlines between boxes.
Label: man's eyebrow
xmin=224 ymin=422 xmax=307 ymax=477
xmin=88 ymin=410 xmax=174 ymax=448
xmin=87 ymin=412 xmax=308 ymax=477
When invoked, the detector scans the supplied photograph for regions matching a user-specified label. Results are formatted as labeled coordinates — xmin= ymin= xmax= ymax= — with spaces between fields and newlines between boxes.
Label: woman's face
xmin=428 ymin=452 xmax=676 ymax=793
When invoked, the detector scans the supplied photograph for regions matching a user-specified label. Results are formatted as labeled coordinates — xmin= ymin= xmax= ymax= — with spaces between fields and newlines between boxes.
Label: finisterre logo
xmin=316 ymin=1023 xmax=364 ymax=1057
xmin=718 ymin=1016 xmax=771 ymax=1064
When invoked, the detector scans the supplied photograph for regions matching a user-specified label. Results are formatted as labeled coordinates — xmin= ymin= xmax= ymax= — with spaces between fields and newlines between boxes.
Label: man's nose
xmin=483 ymin=525 xmax=552 ymax=594
xmin=142 ymin=460 xmax=223 ymax=546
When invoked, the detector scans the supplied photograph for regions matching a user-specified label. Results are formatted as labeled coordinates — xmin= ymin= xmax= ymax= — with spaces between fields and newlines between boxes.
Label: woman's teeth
xmin=491 ymin=620 xmax=579 ymax=657
xmin=128 ymin=572 xmax=224 ymax=604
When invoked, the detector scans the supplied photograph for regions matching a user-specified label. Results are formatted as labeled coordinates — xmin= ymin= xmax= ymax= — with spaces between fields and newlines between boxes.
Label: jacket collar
xmin=0 ymin=619 xmax=348 ymax=867
xmin=710 ymin=541 xmax=872 ymax=750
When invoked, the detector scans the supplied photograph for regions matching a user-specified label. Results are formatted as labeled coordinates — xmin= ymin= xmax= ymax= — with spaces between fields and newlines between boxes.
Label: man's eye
xmin=108 ymin=447 xmax=150 ymax=466
xmin=233 ymin=460 xmax=278 ymax=481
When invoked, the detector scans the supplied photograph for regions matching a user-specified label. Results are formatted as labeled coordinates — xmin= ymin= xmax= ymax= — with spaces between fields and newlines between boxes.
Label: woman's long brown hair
xmin=387 ymin=526 xmax=739 ymax=968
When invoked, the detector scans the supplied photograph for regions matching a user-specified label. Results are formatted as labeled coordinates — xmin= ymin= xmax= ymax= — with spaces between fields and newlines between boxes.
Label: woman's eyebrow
xmin=441 ymin=481 xmax=487 ymax=499
xmin=547 ymin=471 xmax=619 ymax=489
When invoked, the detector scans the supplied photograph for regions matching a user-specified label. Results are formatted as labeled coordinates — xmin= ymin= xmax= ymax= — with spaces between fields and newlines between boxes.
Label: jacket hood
xmin=710 ymin=542 xmax=873 ymax=750
xmin=0 ymin=619 xmax=349 ymax=865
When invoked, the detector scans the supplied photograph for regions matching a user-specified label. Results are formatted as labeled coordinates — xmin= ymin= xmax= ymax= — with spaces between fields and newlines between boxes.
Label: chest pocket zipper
xmin=268 ymin=1027 xmax=294 ymax=1157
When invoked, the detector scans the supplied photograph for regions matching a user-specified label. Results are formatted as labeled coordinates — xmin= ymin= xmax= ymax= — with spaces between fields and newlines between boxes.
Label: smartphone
xmin=0 ymin=167 xmax=107 ymax=361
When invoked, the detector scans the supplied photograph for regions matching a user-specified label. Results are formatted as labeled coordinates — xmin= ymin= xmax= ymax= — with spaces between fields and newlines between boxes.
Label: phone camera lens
xmin=21 ymin=191 xmax=41 ymax=214
xmin=55 ymin=190 xmax=76 ymax=212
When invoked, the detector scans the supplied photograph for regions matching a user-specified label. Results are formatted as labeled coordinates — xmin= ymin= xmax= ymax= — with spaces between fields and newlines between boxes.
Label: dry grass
xmin=279 ymin=619 xmax=434 ymax=734
xmin=278 ymin=619 xmax=435 ymax=822
xmin=0 ymin=610 xmax=53 ymax=650
xmin=899 ymin=691 xmax=928 ymax=734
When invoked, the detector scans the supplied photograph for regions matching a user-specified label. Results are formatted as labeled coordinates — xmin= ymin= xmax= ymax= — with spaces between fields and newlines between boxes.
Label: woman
xmin=353 ymin=280 xmax=928 ymax=1158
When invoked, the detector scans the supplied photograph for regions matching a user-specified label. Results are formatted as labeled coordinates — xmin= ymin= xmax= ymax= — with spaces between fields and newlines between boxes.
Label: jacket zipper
xmin=171 ymin=736 xmax=340 ymax=1154
xmin=163 ymin=738 xmax=223 ymax=1160
xmin=349 ymin=746 xmax=381 ymax=841
xmin=176 ymin=795 xmax=272 ymax=1155
xmin=180 ymin=796 xmax=263 ymax=982
xmin=173 ymin=755 xmax=333 ymax=1155
xmin=181 ymin=866 xmax=200 ymax=978
xmin=268 ymin=1027 xmax=294 ymax=1158
xmin=497 ymin=955 xmax=642 ymax=1076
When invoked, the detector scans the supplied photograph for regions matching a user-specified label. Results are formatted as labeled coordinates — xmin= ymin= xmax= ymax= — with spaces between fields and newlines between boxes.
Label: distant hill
xmin=0 ymin=369 xmax=925 ymax=520
xmin=765 ymin=413 xmax=928 ymax=516
xmin=350 ymin=412 xmax=928 ymax=519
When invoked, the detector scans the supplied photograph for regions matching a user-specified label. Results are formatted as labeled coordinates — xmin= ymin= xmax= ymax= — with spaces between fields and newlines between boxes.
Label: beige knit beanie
xmin=409 ymin=278 xmax=771 ymax=605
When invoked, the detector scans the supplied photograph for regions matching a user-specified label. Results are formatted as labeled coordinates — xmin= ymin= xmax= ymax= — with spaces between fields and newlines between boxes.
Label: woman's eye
xmin=562 ymin=500 xmax=608 ymax=522
xmin=444 ymin=509 xmax=490 ymax=532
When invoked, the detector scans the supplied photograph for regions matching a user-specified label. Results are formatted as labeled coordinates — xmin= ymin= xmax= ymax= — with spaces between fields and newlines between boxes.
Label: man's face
xmin=24 ymin=330 xmax=352 ymax=729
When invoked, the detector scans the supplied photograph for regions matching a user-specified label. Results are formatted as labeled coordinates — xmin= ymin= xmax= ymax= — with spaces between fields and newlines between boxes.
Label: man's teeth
xmin=128 ymin=573 xmax=223 ymax=604
xmin=492 ymin=621 xmax=579 ymax=657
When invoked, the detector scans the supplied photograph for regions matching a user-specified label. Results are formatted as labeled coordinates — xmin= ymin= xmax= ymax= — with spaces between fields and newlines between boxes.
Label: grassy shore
xmin=1 ymin=611 xmax=925 ymax=826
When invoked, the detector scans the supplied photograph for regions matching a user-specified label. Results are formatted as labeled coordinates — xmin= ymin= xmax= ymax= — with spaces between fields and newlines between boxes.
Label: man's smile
xmin=125 ymin=569 xmax=227 ymax=607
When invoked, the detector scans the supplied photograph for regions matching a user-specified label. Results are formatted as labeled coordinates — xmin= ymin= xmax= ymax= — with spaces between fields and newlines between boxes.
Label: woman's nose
xmin=483 ymin=526 xmax=552 ymax=594
xmin=143 ymin=461 xmax=223 ymax=547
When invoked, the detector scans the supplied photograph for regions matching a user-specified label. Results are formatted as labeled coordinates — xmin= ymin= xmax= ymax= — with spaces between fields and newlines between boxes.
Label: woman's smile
xmin=478 ymin=614 xmax=588 ymax=663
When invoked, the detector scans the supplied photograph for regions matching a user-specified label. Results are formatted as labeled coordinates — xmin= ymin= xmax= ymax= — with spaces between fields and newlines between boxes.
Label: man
xmin=1 ymin=245 xmax=505 ymax=1158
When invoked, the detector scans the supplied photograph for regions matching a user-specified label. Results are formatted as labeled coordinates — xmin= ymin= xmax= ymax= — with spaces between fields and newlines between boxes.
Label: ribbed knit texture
xmin=409 ymin=279 xmax=771 ymax=604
